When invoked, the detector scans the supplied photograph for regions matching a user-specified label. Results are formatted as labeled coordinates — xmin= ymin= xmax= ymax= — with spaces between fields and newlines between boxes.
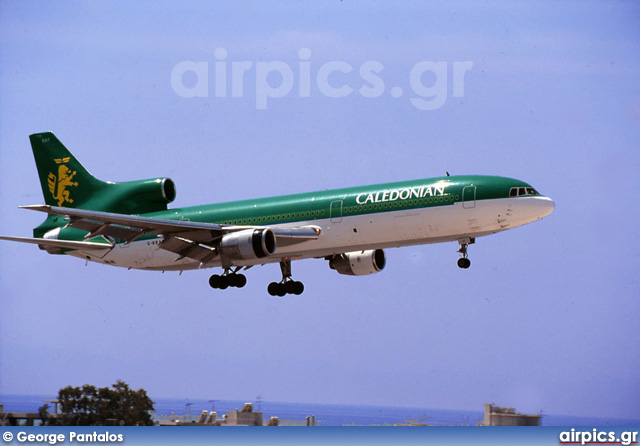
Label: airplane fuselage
xmin=55 ymin=175 xmax=554 ymax=272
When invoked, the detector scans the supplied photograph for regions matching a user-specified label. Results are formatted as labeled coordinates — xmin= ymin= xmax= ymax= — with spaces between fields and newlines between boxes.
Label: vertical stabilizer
xmin=30 ymin=132 xmax=106 ymax=208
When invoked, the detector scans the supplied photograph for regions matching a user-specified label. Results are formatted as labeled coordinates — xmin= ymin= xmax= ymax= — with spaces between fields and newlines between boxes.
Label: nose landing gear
xmin=268 ymin=259 xmax=304 ymax=296
xmin=457 ymin=237 xmax=474 ymax=269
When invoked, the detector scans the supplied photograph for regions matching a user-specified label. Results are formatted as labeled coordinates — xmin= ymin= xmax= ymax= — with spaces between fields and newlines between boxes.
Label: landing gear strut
xmin=268 ymin=259 xmax=304 ymax=297
xmin=209 ymin=268 xmax=247 ymax=289
xmin=457 ymin=237 xmax=474 ymax=269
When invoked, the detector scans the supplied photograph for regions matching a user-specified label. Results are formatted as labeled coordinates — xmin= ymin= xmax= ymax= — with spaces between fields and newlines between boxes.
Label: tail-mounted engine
xmin=219 ymin=228 xmax=277 ymax=262
xmin=84 ymin=177 xmax=177 ymax=215
xmin=329 ymin=249 xmax=386 ymax=276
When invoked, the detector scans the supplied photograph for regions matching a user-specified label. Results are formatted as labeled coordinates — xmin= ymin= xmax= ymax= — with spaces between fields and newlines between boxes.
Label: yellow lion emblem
xmin=48 ymin=158 xmax=78 ymax=206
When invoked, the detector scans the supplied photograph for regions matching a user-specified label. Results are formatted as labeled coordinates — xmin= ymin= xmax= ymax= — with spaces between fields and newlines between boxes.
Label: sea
xmin=1 ymin=394 xmax=638 ymax=427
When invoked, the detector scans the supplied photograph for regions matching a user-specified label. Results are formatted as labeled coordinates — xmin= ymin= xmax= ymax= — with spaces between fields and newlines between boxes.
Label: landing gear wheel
xmin=457 ymin=258 xmax=471 ymax=269
xmin=229 ymin=274 xmax=247 ymax=288
xmin=268 ymin=282 xmax=287 ymax=297
xmin=292 ymin=281 xmax=304 ymax=295
xmin=209 ymin=274 xmax=222 ymax=289
xmin=285 ymin=280 xmax=296 ymax=294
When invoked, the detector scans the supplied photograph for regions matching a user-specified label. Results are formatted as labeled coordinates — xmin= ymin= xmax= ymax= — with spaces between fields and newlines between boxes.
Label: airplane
xmin=0 ymin=132 xmax=554 ymax=296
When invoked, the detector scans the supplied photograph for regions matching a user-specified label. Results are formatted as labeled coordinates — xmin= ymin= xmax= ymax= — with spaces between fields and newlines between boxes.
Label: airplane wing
xmin=20 ymin=205 xmax=321 ymax=263
xmin=21 ymin=204 xmax=228 ymax=242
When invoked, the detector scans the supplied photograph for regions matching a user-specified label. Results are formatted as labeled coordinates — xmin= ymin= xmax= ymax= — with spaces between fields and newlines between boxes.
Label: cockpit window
xmin=509 ymin=187 xmax=540 ymax=197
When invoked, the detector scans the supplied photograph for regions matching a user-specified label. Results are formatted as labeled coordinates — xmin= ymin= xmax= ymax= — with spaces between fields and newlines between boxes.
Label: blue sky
xmin=1 ymin=1 xmax=639 ymax=420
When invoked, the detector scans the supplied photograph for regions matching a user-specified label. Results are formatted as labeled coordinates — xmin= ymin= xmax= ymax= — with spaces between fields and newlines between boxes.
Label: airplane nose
xmin=537 ymin=196 xmax=555 ymax=219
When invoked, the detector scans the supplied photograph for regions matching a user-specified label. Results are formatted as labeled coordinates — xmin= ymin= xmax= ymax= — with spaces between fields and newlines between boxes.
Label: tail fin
xmin=29 ymin=132 xmax=176 ymax=216
xmin=30 ymin=132 xmax=106 ymax=208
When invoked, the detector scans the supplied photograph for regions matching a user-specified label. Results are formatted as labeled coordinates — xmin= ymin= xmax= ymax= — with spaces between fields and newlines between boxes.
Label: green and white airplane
xmin=0 ymin=132 xmax=554 ymax=296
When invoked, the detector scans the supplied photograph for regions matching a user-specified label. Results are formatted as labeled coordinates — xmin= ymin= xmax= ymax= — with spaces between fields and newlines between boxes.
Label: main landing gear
xmin=209 ymin=268 xmax=247 ymax=289
xmin=267 ymin=259 xmax=304 ymax=297
xmin=457 ymin=237 xmax=475 ymax=269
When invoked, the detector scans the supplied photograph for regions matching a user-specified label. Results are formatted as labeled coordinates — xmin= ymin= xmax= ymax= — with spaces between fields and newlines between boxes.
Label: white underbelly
xmin=68 ymin=197 xmax=534 ymax=271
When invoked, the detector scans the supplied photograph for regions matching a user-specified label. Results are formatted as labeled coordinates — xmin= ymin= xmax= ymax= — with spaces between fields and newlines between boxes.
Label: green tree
xmin=39 ymin=380 xmax=155 ymax=426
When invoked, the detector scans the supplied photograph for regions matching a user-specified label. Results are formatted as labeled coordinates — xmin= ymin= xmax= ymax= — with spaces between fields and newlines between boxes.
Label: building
xmin=479 ymin=403 xmax=541 ymax=426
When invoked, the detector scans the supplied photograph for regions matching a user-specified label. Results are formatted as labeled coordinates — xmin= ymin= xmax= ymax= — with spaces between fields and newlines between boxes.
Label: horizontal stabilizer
xmin=0 ymin=235 xmax=113 ymax=251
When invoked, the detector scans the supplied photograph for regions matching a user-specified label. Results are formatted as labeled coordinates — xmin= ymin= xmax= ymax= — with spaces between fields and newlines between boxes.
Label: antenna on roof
xmin=446 ymin=171 xmax=451 ymax=177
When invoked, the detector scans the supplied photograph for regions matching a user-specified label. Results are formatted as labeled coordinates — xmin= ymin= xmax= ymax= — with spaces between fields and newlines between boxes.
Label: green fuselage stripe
xmin=144 ymin=175 xmax=535 ymax=227
xmin=49 ymin=175 xmax=537 ymax=244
